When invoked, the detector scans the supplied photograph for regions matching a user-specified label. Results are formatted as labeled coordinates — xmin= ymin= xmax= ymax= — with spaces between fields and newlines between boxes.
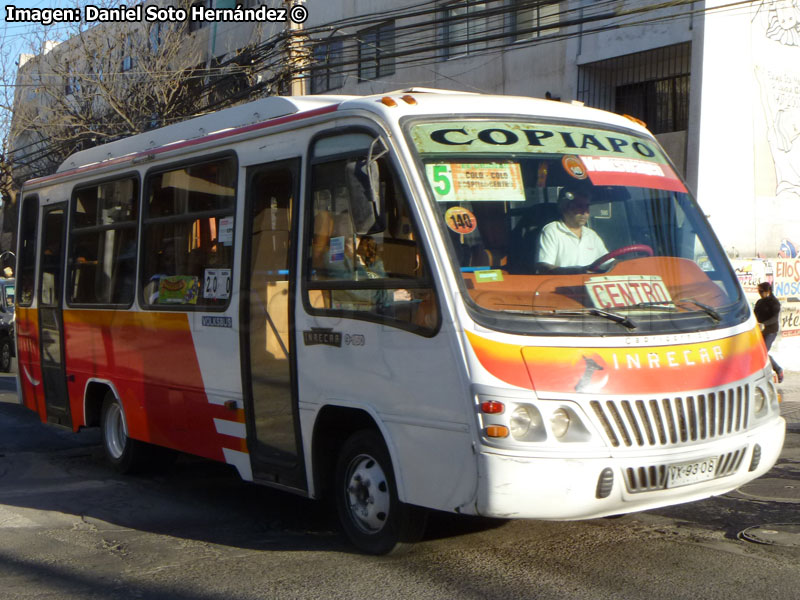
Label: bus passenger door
xmin=38 ymin=203 xmax=71 ymax=427
xmin=240 ymin=159 xmax=305 ymax=490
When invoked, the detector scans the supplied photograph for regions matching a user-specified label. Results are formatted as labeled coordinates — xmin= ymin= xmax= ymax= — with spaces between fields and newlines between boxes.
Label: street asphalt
xmin=2 ymin=362 xmax=799 ymax=505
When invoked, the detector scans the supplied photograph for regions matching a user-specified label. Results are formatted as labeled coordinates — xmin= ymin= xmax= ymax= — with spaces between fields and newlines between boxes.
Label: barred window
xmin=440 ymin=0 xmax=490 ymax=59
xmin=513 ymin=0 xmax=560 ymax=41
xmin=358 ymin=22 xmax=395 ymax=81
xmin=311 ymin=40 xmax=344 ymax=93
xmin=615 ymin=75 xmax=690 ymax=135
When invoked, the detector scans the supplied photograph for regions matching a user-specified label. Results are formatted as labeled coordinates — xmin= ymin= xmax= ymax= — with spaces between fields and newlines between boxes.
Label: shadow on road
xmin=0 ymin=402 xmax=504 ymax=555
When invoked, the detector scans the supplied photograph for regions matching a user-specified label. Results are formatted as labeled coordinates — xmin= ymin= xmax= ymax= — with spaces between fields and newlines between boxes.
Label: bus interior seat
xmin=509 ymin=202 xmax=561 ymax=273
xmin=310 ymin=209 xmax=335 ymax=273
xmin=382 ymin=239 xmax=417 ymax=277
xmin=469 ymin=204 xmax=509 ymax=269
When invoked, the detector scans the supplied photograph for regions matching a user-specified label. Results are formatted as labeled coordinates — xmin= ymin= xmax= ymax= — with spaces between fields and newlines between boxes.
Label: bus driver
xmin=537 ymin=186 xmax=608 ymax=272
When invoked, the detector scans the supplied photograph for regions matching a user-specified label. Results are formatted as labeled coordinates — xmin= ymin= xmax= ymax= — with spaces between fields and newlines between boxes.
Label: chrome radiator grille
xmin=624 ymin=447 xmax=747 ymax=493
xmin=590 ymin=385 xmax=750 ymax=448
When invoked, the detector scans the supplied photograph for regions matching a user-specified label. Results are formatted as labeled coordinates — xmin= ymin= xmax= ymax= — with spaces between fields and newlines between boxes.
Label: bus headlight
xmin=509 ymin=405 xmax=544 ymax=441
xmin=550 ymin=408 xmax=571 ymax=438
xmin=753 ymin=386 xmax=766 ymax=414
xmin=508 ymin=404 xmax=547 ymax=442
xmin=509 ymin=406 xmax=531 ymax=437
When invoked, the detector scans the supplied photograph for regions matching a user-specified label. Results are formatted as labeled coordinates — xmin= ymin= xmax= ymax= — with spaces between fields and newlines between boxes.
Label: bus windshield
xmin=408 ymin=119 xmax=745 ymax=334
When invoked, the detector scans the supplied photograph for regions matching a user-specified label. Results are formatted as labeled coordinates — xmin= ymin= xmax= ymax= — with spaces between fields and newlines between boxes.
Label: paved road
xmin=0 ymin=372 xmax=17 ymax=395
xmin=2 ymin=385 xmax=800 ymax=599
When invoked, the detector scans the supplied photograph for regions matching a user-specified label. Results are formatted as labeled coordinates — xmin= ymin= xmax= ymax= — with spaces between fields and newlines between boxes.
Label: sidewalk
xmin=779 ymin=369 xmax=800 ymax=433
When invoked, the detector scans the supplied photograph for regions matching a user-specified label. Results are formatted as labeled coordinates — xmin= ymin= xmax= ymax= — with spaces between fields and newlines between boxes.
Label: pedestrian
xmin=754 ymin=281 xmax=784 ymax=383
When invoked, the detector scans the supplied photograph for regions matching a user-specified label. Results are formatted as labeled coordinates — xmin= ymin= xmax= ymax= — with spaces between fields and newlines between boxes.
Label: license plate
xmin=666 ymin=457 xmax=718 ymax=489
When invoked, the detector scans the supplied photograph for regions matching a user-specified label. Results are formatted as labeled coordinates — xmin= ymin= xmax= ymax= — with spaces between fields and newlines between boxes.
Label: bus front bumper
xmin=473 ymin=416 xmax=785 ymax=520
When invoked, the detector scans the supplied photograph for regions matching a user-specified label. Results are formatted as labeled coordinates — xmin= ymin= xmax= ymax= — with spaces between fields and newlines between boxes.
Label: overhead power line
xmin=5 ymin=0 xmax=760 ymax=176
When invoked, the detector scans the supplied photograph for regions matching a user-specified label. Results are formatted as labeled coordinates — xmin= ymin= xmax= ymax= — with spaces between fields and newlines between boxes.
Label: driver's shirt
xmin=538 ymin=220 xmax=608 ymax=268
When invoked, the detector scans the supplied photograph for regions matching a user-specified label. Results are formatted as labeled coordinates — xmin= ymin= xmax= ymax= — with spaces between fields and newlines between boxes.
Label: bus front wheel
xmin=335 ymin=429 xmax=427 ymax=555
xmin=101 ymin=393 xmax=148 ymax=474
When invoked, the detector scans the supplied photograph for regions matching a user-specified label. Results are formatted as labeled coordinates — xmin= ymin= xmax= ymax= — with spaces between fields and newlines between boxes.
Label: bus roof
xmin=35 ymin=89 xmax=648 ymax=187
xmin=336 ymin=88 xmax=649 ymax=136
xmin=57 ymin=95 xmax=346 ymax=173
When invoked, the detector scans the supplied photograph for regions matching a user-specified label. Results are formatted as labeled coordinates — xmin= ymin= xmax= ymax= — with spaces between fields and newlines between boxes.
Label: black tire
xmin=0 ymin=338 xmax=11 ymax=372
xmin=100 ymin=392 xmax=149 ymax=474
xmin=335 ymin=429 xmax=427 ymax=555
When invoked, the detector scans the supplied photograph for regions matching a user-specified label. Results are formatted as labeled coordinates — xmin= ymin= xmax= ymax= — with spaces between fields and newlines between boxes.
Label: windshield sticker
xmin=562 ymin=155 xmax=588 ymax=179
xmin=329 ymin=236 xmax=345 ymax=262
xmin=411 ymin=122 xmax=667 ymax=164
xmin=444 ymin=206 xmax=477 ymax=234
xmin=218 ymin=216 xmax=234 ymax=245
xmin=426 ymin=163 xmax=525 ymax=202
xmin=475 ymin=269 xmax=504 ymax=283
xmin=579 ymin=155 xmax=687 ymax=193
xmin=158 ymin=276 xmax=199 ymax=305
xmin=585 ymin=275 xmax=673 ymax=310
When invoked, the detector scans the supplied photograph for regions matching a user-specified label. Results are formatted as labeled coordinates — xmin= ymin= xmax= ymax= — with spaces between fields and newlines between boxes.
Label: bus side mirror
xmin=346 ymin=138 xmax=387 ymax=235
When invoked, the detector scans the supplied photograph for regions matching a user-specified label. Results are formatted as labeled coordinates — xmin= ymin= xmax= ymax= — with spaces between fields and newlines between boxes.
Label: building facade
xmin=302 ymin=0 xmax=800 ymax=262
xmin=9 ymin=0 xmax=800 ymax=359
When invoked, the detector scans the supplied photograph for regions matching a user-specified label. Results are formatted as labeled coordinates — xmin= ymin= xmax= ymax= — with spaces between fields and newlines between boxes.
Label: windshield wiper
xmin=627 ymin=299 xmax=721 ymax=322
xmin=627 ymin=301 xmax=677 ymax=310
xmin=540 ymin=308 xmax=637 ymax=330
xmin=677 ymin=298 xmax=721 ymax=322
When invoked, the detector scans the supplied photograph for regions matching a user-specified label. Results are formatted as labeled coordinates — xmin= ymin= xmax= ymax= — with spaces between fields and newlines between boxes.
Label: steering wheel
xmin=587 ymin=244 xmax=654 ymax=272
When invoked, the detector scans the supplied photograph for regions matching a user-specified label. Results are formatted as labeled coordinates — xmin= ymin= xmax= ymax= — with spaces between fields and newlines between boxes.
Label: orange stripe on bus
xmin=466 ymin=327 xmax=768 ymax=395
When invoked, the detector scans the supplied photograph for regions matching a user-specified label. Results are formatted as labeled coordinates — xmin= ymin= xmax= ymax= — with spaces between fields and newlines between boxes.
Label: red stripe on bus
xmin=25 ymin=103 xmax=340 ymax=186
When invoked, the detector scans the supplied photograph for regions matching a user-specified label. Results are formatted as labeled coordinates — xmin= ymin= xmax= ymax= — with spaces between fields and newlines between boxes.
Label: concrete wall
xmin=695 ymin=0 xmax=800 ymax=258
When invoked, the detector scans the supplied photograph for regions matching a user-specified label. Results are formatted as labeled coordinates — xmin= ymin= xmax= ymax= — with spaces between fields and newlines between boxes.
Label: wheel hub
xmin=345 ymin=455 xmax=390 ymax=534
xmin=104 ymin=403 xmax=127 ymax=460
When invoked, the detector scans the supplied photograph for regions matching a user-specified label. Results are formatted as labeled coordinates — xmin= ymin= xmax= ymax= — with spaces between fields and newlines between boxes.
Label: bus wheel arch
xmin=311 ymin=406 xmax=378 ymax=501
xmin=311 ymin=406 xmax=427 ymax=554
xmin=84 ymin=381 xmax=113 ymax=428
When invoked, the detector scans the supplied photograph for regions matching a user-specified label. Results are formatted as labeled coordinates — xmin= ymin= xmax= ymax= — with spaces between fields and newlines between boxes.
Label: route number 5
xmin=432 ymin=165 xmax=451 ymax=196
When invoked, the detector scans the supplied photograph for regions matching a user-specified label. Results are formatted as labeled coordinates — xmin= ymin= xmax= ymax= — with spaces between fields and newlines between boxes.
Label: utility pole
xmin=284 ymin=0 xmax=307 ymax=96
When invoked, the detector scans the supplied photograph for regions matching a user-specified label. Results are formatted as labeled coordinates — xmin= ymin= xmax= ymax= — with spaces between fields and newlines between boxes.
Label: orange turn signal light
xmin=486 ymin=425 xmax=509 ymax=438
xmin=380 ymin=96 xmax=398 ymax=107
xmin=401 ymin=95 xmax=417 ymax=105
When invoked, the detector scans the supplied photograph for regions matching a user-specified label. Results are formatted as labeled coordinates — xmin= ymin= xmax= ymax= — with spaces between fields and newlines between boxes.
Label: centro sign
xmin=586 ymin=275 xmax=673 ymax=309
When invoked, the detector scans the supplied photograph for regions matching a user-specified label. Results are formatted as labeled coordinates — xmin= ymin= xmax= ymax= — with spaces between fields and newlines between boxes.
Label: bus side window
xmin=304 ymin=135 xmax=438 ymax=334
xmin=141 ymin=157 xmax=236 ymax=308
xmin=68 ymin=177 xmax=139 ymax=306
xmin=17 ymin=195 xmax=39 ymax=307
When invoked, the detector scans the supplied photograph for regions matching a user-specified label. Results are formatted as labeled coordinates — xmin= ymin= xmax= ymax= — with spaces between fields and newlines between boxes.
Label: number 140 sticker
xmin=204 ymin=269 xmax=232 ymax=300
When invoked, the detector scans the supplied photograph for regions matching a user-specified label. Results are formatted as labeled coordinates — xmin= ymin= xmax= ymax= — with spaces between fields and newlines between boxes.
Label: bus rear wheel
xmin=335 ymin=430 xmax=427 ymax=555
xmin=101 ymin=393 xmax=148 ymax=474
